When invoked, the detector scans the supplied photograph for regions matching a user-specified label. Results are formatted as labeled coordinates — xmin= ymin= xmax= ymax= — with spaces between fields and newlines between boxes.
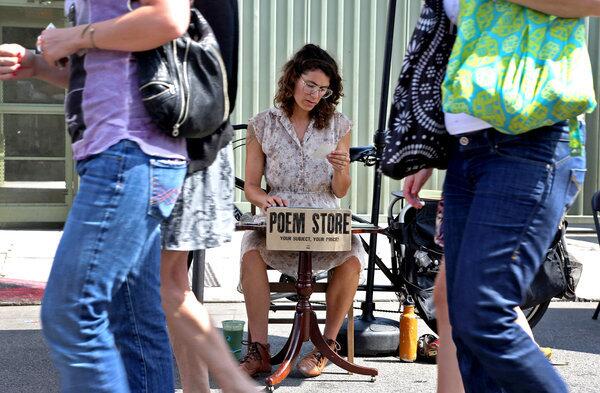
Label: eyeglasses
xmin=301 ymin=78 xmax=333 ymax=99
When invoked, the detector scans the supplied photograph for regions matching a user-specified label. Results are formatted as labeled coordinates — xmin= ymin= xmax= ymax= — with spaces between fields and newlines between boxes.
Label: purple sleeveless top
xmin=64 ymin=0 xmax=187 ymax=161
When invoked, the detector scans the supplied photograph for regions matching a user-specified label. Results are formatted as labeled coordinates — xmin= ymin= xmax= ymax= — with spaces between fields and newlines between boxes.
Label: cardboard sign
xmin=266 ymin=207 xmax=352 ymax=252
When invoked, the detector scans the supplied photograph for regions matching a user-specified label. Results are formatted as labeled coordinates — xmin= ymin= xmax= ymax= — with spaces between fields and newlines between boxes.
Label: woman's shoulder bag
xmin=134 ymin=8 xmax=229 ymax=139
xmin=442 ymin=0 xmax=597 ymax=135
xmin=381 ymin=0 xmax=456 ymax=180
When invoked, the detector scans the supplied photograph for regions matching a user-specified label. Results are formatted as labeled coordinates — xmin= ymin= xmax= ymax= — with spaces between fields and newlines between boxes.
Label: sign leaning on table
xmin=266 ymin=207 xmax=352 ymax=252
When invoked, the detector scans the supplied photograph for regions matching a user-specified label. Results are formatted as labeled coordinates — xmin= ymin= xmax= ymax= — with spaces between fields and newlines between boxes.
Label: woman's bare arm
xmin=38 ymin=0 xmax=190 ymax=66
xmin=1 ymin=0 xmax=190 ymax=89
xmin=329 ymin=131 xmax=352 ymax=198
xmin=244 ymin=127 xmax=268 ymax=209
xmin=508 ymin=0 xmax=600 ymax=18
xmin=0 ymin=44 xmax=70 ymax=88
xmin=243 ymin=125 xmax=290 ymax=212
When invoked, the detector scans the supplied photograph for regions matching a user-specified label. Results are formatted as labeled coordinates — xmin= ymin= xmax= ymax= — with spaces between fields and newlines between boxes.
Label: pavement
xmin=1 ymin=302 xmax=599 ymax=392
xmin=1 ymin=228 xmax=599 ymax=303
xmin=0 ymin=228 xmax=599 ymax=392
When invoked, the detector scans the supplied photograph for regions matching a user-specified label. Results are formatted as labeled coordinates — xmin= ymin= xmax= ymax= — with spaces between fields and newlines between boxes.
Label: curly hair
xmin=274 ymin=44 xmax=343 ymax=130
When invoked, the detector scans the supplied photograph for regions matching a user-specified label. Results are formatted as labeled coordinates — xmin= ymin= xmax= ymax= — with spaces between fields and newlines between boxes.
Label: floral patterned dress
xmin=162 ymin=145 xmax=234 ymax=250
xmin=240 ymin=107 xmax=367 ymax=279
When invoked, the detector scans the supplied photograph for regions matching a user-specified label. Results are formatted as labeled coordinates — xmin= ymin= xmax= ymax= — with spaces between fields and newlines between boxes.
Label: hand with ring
xmin=261 ymin=195 xmax=289 ymax=211
xmin=327 ymin=150 xmax=350 ymax=172
xmin=0 ymin=44 xmax=34 ymax=80
xmin=37 ymin=25 xmax=83 ymax=68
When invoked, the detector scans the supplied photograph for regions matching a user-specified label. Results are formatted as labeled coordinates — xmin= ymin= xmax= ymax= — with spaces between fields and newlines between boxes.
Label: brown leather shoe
xmin=296 ymin=338 xmax=341 ymax=378
xmin=239 ymin=341 xmax=272 ymax=377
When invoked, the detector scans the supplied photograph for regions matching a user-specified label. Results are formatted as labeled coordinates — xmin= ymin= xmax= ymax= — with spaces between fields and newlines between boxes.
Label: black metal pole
xmin=360 ymin=0 xmax=397 ymax=321
xmin=190 ymin=250 xmax=206 ymax=303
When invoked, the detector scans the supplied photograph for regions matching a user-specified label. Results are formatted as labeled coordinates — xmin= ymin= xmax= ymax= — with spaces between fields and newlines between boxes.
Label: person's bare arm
xmin=508 ymin=0 xmax=600 ymax=18
xmin=244 ymin=125 xmax=289 ymax=212
xmin=38 ymin=0 xmax=190 ymax=66
xmin=402 ymin=168 xmax=433 ymax=209
xmin=0 ymin=45 xmax=69 ymax=88
xmin=1 ymin=0 xmax=190 ymax=89
xmin=329 ymin=131 xmax=352 ymax=198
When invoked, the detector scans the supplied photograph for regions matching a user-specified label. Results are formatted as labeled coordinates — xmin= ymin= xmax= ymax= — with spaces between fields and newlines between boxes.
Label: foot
xmin=296 ymin=338 xmax=340 ymax=378
xmin=239 ymin=341 xmax=271 ymax=377
xmin=540 ymin=347 xmax=553 ymax=360
xmin=417 ymin=334 xmax=439 ymax=363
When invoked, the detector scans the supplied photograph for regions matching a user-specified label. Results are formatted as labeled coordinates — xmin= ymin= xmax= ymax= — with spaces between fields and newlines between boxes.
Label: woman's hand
xmin=402 ymin=168 xmax=433 ymax=209
xmin=0 ymin=44 xmax=35 ymax=80
xmin=261 ymin=195 xmax=289 ymax=211
xmin=38 ymin=26 xmax=85 ymax=67
xmin=327 ymin=150 xmax=350 ymax=172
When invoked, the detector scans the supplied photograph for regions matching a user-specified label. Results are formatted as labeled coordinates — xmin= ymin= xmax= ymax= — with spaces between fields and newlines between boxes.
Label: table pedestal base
xmin=265 ymin=252 xmax=378 ymax=390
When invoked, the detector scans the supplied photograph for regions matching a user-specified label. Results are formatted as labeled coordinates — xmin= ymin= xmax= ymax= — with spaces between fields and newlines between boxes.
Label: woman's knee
xmin=40 ymin=299 xmax=63 ymax=342
xmin=337 ymin=256 xmax=362 ymax=276
xmin=160 ymin=251 xmax=192 ymax=310
xmin=41 ymin=294 xmax=90 ymax=351
xmin=240 ymin=251 xmax=269 ymax=299
xmin=160 ymin=282 xmax=187 ymax=313
xmin=241 ymin=250 xmax=267 ymax=274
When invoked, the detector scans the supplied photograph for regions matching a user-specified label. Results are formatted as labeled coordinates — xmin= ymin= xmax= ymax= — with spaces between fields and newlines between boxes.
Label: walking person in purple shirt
xmin=0 ymin=0 xmax=191 ymax=392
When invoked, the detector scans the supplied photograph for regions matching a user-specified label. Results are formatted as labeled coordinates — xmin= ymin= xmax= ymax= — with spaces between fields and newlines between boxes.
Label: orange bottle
xmin=399 ymin=299 xmax=418 ymax=362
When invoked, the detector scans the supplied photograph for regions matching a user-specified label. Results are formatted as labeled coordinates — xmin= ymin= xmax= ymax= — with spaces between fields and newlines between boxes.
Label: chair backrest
xmin=592 ymin=190 xmax=600 ymax=245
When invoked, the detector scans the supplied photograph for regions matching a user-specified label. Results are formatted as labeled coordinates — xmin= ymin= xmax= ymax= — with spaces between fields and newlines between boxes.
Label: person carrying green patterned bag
xmin=443 ymin=0 xmax=597 ymax=137
xmin=403 ymin=1 xmax=600 ymax=392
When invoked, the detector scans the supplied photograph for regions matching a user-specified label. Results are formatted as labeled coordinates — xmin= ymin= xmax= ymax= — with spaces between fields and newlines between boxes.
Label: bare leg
xmin=170 ymin=329 xmax=210 ymax=392
xmin=516 ymin=307 xmax=534 ymax=340
xmin=434 ymin=261 xmax=465 ymax=393
xmin=240 ymin=250 xmax=271 ymax=345
xmin=161 ymin=250 xmax=257 ymax=393
xmin=323 ymin=257 xmax=361 ymax=340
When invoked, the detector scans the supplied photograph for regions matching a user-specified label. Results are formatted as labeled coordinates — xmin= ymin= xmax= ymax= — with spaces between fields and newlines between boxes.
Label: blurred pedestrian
xmin=0 ymin=0 xmax=192 ymax=392
xmin=159 ymin=1 xmax=257 ymax=391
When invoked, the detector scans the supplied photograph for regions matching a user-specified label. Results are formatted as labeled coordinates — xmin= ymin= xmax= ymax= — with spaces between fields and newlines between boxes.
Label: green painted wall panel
xmin=1 ymin=0 xmax=599 ymax=224
xmin=231 ymin=0 xmax=600 ymax=219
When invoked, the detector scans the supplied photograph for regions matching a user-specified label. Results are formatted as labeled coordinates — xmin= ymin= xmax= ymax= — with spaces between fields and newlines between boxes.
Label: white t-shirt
xmin=442 ymin=0 xmax=492 ymax=135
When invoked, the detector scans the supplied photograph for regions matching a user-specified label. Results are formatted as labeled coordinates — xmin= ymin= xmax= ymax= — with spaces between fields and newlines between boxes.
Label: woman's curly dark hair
xmin=274 ymin=44 xmax=343 ymax=130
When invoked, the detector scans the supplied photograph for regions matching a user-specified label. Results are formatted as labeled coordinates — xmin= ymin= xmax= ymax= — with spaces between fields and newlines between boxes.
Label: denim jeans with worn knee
xmin=41 ymin=140 xmax=186 ymax=393
xmin=442 ymin=121 xmax=585 ymax=393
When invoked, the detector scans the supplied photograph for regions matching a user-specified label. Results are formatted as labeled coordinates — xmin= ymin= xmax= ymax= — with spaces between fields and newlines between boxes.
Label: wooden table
xmin=236 ymin=222 xmax=380 ymax=391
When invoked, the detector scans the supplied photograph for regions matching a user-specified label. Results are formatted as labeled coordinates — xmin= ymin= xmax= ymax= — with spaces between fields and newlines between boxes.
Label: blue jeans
xmin=41 ymin=140 xmax=186 ymax=393
xmin=442 ymin=122 xmax=585 ymax=393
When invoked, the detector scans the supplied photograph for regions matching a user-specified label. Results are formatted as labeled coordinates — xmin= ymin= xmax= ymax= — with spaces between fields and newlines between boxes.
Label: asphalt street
xmin=1 ymin=302 xmax=599 ymax=392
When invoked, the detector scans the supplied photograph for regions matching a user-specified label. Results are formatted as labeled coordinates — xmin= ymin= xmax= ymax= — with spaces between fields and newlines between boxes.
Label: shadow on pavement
xmin=533 ymin=306 xmax=600 ymax=355
xmin=0 ymin=330 xmax=59 ymax=393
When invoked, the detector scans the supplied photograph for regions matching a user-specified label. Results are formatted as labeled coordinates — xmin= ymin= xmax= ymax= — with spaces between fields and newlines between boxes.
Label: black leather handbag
xmin=522 ymin=222 xmax=583 ymax=309
xmin=380 ymin=0 xmax=456 ymax=180
xmin=134 ymin=8 xmax=229 ymax=139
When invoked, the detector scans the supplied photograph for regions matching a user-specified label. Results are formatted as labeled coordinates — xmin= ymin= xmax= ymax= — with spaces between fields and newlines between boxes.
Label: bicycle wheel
xmin=523 ymin=300 xmax=551 ymax=328
xmin=413 ymin=295 xmax=550 ymax=335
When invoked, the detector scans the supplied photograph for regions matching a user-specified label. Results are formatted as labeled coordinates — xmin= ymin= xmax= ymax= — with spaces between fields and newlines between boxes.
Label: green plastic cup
xmin=222 ymin=320 xmax=245 ymax=360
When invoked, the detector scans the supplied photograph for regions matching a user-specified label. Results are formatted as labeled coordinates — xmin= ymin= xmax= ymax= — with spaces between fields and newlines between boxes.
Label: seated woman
xmin=239 ymin=44 xmax=366 ymax=378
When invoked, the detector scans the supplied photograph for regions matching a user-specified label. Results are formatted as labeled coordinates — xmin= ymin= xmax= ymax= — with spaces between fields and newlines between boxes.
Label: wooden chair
xmin=592 ymin=190 xmax=600 ymax=320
